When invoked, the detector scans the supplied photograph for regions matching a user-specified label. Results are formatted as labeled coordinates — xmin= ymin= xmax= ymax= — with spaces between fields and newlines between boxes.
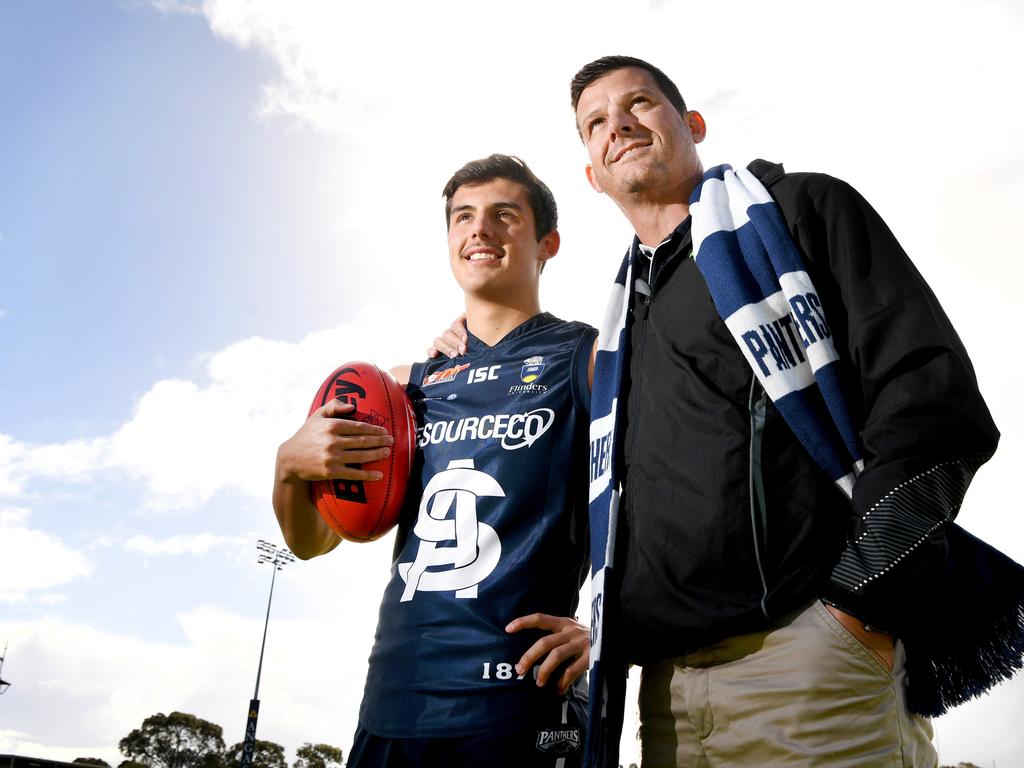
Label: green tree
xmin=73 ymin=759 xmax=111 ymax=767
xmin=119 ymin=711 xmax=225 ymax=768
xmin=292 ymin=743 xmax=344 ymax=768
xmin=223 ymin=740 xmax=286 ymax=768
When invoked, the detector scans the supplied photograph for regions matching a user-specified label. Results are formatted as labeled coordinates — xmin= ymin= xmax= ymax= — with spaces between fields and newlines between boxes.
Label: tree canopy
xmin=223 ymin=740 xmax=286 ymax=768
xmin=119 ymin=711 xmax=225 ymax=768
xmin=118 ymin=711 xmax=345 ymax=768
xmin=292 ymin=743 xmax=344 ymax=768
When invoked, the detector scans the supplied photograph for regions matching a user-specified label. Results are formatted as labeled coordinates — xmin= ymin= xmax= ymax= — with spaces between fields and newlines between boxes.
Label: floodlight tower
xmin=0 ymin=640 xmax=10 ymax=695
xmin=239 ymin=539 xmax=296 ymax=768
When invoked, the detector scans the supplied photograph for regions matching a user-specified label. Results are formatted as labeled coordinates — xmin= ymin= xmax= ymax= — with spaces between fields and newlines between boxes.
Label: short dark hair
xmin=570 ymin=55 xmax=687 ymax=122
xmin=442 ymin=154 xmax=558 ymax=241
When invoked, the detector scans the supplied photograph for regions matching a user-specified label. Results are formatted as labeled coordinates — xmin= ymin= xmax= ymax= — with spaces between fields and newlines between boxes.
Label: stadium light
xmin=0 ymin=640 xmax=10 ymax=695
xmin=239 ymin=540 xmax=296 ymax=768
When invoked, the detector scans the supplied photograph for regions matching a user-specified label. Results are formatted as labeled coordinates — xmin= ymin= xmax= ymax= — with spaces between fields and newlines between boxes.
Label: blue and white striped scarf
xmin=584 ymin=164 xmax=864 ymax=767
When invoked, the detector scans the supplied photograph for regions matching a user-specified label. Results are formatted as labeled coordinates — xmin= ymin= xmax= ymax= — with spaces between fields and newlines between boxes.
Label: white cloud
xmin=146 ymin=0 xmax=202 ymax=15
xmin=34 ymin=593 xmax=68 ymax=606
xmin=0 ymin=730 xmax=112 ymax=766
xmin=0 ymin=543 xmax=392 ymax=762
xmin=0 ymin=505 xmax=30 ymax=526
xmin=168 ymin=0 xmax=1024 ymax=189
xmin=0 ymin=314 xmax=421 ymax=509
xmin=18 ymin=437 xmax=110 ymax=482
xmin=0 ymin=511 xmax=91 ymax=602
xmin=101 ymin=320 xmax=415 ymax=507
xmin=0 ymin=435 xmax=26 ymax=495
xmin=124 ymin=532 xmax=248 ymax=556
xmin=0 ymin=434 xmax=108 ymax=497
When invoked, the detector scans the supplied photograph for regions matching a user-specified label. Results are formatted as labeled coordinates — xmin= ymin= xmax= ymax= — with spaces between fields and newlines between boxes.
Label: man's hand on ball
xmin=427 ymin=313 xmax=468 ymax=358
xmin=506 ymin=613 xmax=590 ymax=694
xmin=277 ymin=400 xmax=394 ymax=483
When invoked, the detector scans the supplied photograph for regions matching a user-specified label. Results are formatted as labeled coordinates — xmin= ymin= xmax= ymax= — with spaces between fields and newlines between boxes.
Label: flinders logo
xmin=535 ymin=728 xmax=581 ymax=754
xmin=520 ymin=355 xmax=545 ymax=383
xmin=508 ymin=383 xmax=547 ymax=395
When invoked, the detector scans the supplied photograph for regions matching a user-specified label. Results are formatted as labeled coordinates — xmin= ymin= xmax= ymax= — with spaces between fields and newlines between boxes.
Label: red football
xmin=307 ymin=361 xmax=417 ymax=542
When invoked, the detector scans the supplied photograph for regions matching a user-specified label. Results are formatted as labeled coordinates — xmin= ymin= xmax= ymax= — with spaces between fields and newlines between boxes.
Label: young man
xmin=273 ymin=155 xmax=595 ymax=767
xmin=570 ymin=56 xmax=1016 ymax=767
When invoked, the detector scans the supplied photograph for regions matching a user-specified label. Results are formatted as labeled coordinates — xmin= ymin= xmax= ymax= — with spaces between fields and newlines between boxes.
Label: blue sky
xmin=2 ymin=1 xmax=1023 ymax=765
xmin=0 ymin=2 xmax=368 ymax=443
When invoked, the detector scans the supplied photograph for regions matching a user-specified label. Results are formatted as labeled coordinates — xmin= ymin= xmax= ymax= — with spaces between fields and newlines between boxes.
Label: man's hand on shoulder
xmin=588 ymin=337 xmax=597 ymax=392
xmin=427 ymin=313 xmax=467 ymax=359
xmin=506 ymin=613 xmax=589 ymax=695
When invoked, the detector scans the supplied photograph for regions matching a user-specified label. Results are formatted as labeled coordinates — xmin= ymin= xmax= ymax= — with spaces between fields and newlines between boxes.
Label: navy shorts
xmin=347 ymin=689 xmax=586 ymax=768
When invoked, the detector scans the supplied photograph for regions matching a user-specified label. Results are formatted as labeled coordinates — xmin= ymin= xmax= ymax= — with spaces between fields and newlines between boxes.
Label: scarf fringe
xmin=906 ymin=588 xmax=1024 ymax=716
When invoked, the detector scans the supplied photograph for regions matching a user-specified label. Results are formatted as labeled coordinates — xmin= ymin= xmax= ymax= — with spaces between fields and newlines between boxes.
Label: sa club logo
xmin=521 ymin=355 xmax=545 ymax=383
xmin=397 ymin=458 xmax=504 ymax=601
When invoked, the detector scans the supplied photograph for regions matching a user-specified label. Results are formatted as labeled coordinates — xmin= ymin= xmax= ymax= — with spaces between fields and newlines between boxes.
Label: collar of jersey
xmin=464 ymin=311 xmax=557 ymax=354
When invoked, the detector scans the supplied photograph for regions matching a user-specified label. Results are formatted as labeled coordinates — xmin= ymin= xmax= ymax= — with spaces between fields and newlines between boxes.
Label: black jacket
xmin=618 ymin=160 xmax=1015 ymax=713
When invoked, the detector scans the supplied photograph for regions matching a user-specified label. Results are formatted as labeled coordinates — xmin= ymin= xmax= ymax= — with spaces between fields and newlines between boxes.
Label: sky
xmin=1 ymin=0 xmax=1023 ymax=765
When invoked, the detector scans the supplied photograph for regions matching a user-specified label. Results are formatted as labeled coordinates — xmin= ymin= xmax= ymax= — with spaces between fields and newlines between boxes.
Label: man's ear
xmin=687 ymin=110 xmax=707 ymax=144
xmin=585 ymin=164 xmax=603 ymax=193
xmin=539 ymin=230 xmax=561 ymax=263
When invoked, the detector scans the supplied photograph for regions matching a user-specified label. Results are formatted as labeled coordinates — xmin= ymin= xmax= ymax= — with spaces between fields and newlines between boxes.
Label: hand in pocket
xmin=824 ymin=603 xmax=895 ymax=673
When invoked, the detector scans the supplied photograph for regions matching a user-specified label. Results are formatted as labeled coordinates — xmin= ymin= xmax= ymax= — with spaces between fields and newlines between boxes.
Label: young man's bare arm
xmin=272 ymin=365 xmax=410 ymax=559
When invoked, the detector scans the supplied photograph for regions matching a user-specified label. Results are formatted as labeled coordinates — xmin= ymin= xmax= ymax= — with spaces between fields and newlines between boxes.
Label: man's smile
xmin=463 ymin=246 xmax=504 ymax=261
xmin=611 ymin=140 xmax=652 ymax=164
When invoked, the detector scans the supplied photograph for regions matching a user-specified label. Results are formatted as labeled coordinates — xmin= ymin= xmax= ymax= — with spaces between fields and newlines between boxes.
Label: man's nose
xmin=609 ymin=105 xmax=637 ymax=138
xmin=472 ymin=217 xmax=494 ymax=239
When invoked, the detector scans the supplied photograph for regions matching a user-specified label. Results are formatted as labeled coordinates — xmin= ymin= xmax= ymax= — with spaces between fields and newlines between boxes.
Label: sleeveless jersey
xmin=358 ymin=313 xmax=595 ymax=738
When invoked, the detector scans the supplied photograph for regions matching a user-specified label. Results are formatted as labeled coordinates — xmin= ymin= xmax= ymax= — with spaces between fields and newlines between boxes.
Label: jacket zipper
xmin=748 ymin=375 xmax=771 ymax=619
xmin=624 ymin=254 xmax=655 ymax=561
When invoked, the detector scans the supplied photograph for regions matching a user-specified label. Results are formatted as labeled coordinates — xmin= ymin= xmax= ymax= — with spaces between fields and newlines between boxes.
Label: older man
xmin=571 ymin=55 xmax=1018 ymax=768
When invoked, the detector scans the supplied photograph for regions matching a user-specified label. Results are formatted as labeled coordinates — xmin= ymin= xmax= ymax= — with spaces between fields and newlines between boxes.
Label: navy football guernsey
xmin=358 ymin=313 xmax=595 ymax=739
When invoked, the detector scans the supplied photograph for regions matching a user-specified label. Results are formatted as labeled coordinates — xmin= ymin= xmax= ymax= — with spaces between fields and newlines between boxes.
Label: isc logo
xmin=467 ymin=365 xmax=501 ymax=384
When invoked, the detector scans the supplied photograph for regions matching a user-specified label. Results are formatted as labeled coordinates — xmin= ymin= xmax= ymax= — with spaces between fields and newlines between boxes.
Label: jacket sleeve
xmin=787 ymin=175 xmax=1000 ymax=622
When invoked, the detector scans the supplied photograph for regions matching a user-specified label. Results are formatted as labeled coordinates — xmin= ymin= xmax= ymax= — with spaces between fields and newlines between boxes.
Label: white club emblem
xmin=397 ymin=458 xmax=504 ymax=601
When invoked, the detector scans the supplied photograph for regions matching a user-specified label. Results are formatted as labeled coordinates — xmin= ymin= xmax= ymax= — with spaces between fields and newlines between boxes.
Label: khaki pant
xmin=637 ymin=600 xmax=937 ymax=767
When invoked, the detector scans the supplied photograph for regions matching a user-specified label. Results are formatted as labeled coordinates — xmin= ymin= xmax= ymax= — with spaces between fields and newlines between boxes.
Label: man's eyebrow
xmin=449 ymin=201 xmax=523 ymax=218
xmin=578 ymin=105 xmax=603 ymax=128
xmin=579 ymin=87 xmax=658 ymax=123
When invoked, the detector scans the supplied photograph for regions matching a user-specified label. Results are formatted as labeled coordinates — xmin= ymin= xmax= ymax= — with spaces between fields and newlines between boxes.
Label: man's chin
xmin=619 ymin=175 xmax=656 ymax=198
xmin=601 ymin=162 xmax=647 ymax=191
xmin=617 ymin=163 xmax=674 ymax=199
